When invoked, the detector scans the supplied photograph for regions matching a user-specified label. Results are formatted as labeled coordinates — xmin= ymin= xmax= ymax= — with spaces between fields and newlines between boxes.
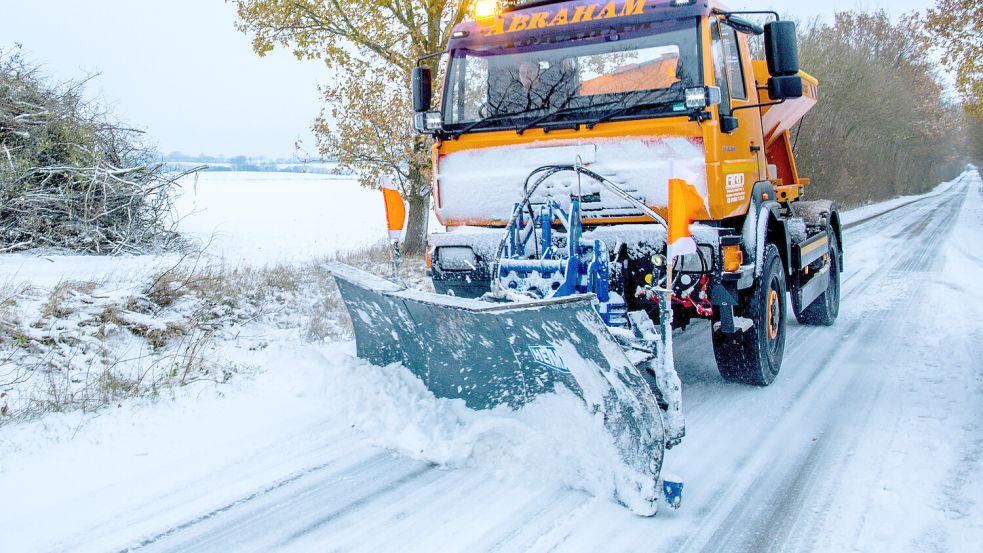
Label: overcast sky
xmin=0 ymin=0 xmax=937 ymax=159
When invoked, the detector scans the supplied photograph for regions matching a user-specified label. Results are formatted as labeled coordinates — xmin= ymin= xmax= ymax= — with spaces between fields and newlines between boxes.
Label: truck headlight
xmin=413 ymin=111 xmax=443 ymax=133
xmin=685 ymin=86 xmax=722 ymax=109
xmin=437 ymin=247 xmax=477 ymax=271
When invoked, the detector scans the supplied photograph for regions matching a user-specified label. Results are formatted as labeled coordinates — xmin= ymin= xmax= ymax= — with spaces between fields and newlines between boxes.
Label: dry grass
xmin=0 ymin=243 xmax=433 ymax=425
xmin=39 ymin=281 xmax=98 ymax=319
xmin=0 ymin=283 xmax=28 ymax=344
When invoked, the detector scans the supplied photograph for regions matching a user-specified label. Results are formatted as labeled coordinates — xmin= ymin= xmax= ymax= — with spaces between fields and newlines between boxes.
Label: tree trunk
xmin=402 ymin=190 xmax=430 ymax=256
xmin=402 ymin=134 xmax=433 ymax=257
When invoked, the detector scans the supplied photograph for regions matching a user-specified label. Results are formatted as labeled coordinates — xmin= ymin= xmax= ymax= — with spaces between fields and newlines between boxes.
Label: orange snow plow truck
xmin=416 ymin=0 xmax=842 ymax=386
xmin=330 ymin=0 xmax=842 ymax=514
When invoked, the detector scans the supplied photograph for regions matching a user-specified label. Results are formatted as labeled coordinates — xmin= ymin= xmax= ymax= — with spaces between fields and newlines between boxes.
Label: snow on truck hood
xmin=435 ymin=137 xmax=707 ymax=225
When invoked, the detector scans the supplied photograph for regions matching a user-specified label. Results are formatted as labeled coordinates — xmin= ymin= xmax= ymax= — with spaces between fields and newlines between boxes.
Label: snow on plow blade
xmin=329 ymin=263 xmax=666 ymax=515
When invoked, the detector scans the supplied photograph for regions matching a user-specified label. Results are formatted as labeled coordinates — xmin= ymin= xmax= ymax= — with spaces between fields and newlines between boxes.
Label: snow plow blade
xmin=329 ymin=263 xmax=666 ymax=515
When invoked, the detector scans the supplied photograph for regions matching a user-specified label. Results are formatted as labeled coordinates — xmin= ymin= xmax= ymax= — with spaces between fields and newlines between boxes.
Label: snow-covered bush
xmin=0 ymin=47 xmax=188 ymax=254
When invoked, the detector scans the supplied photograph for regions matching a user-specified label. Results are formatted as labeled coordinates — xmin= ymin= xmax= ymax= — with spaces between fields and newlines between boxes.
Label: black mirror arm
xmin=712 ymin=9 xmax=780 ymax=22
xmin=416 ymin=51 xmax=444 ymax=67
xmin=730 ymin=98 xmax=787 ymax=113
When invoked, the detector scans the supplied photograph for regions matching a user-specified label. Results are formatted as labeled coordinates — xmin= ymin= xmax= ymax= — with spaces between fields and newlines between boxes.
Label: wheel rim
xmin=767 ymin=287 xmax=781 ymax=341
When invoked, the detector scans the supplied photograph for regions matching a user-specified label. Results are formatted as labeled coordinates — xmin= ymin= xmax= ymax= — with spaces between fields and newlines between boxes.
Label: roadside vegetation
xmin=789 ymin=11 xmax=971 ymax=206
xmin=0 ymin=244 xmax=428 ymax=426
xmin=0 ymin=44 xmax=434 ymax=426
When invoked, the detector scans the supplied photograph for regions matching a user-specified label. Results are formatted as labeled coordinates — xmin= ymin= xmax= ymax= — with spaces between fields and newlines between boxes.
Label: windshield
xmin=442 ymin=19 xmax=701 ymax=132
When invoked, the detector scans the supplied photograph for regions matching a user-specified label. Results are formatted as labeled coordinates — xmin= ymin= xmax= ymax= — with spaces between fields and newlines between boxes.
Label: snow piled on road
xmin=0 ymin=341 xmax=640 ymax=553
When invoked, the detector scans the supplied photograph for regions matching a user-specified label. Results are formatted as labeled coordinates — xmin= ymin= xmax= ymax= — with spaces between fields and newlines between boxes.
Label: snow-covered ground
xmin=1 ymin=169 xmax=981 ymax=552
xmin=173 ymin=172 xmax=391 ymax=263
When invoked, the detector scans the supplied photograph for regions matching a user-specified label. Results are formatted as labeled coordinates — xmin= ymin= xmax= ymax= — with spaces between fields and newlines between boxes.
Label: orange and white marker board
xmin=667 ymin=162 xmax=705 ymax=261
xmin=381 ymin=177 xmax=406 ymax=241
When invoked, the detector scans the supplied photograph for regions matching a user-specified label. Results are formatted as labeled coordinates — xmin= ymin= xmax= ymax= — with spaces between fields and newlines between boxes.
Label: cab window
xmin=710 ymin=20 xmax=732 ymax=115
xmin=719 ymin=21 xmax=748 ymax=101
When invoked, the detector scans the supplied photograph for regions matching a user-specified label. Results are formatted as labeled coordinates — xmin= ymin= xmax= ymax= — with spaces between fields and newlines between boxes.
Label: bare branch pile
xmin=0 ymin=47 xmax=187 ymax=254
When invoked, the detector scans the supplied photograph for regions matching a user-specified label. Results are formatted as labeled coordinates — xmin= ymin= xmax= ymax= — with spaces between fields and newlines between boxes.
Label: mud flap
xmin=329 ymin=263 xmax=666 ymax=515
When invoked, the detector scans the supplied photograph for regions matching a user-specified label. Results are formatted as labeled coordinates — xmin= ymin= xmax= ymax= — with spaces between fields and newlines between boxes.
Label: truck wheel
xmin=795 ymin=234 xmax=840 ymax=326
xmin=713 ymin=244 xmax=787 ymax=386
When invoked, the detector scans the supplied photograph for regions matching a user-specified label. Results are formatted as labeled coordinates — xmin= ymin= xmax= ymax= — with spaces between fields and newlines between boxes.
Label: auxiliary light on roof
xmin=473 ymin=0 xmax=500 ymax=19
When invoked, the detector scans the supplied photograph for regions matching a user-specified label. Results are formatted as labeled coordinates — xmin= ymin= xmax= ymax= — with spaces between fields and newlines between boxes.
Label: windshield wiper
xmin=451 ymin=110 xmax=537 ymax=138
xmin=585 ymin=92 xmax=681 ymax=129
xmin=515 ymin=101 xmax=619 ymax=135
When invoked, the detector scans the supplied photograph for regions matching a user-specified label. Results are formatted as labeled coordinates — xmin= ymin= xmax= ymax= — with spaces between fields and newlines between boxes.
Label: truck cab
xmin=413 ymin=0 xmax=843 ymax=386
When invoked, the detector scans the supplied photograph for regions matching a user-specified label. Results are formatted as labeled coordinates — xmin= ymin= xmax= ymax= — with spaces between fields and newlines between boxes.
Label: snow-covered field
xmin=0 ymin=173 xmax=381 ymax=287
xmin=173 ymin=172 xmax=392 ymax=263
xmin=2 ymin=169 xmax=981 ymax=552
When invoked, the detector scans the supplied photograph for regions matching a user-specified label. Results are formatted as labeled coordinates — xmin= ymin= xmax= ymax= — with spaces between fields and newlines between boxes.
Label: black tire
xmin=713 ymin=244 xmax=787 ymax=386
xmin=795 ymin=233 xmax=841 ymax=326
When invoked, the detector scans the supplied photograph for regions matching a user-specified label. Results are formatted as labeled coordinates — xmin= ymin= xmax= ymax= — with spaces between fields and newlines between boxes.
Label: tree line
xmin=791 ymin=10 xmax=973 ymax=205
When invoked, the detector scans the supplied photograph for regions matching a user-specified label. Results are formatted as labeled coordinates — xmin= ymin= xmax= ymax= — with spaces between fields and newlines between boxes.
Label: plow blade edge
xmin=329 ymin=263 xmax=666 ymax=515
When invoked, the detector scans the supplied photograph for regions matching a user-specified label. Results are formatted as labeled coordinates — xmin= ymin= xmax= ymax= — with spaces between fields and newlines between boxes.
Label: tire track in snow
xmin=697 ymin=291 xmax=905 ymax=553
xmin=127 ymin=453 xmax=435 ymax=553
xmin=594 ymin=189 xmax=964 ymax=553
xmin=270 ymin=463 xmax=438 ymax=548
xmin=616 ymin=183 xmax=966 ymax=553
xmin=678 ymin=182 xmax=969 ymax=553
xmin=62 ymin=428 xmax=358 ymax=552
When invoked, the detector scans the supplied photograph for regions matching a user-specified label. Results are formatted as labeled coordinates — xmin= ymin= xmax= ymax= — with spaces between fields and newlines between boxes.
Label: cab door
xmin=709 ymin=17 xmax=766 ymax=218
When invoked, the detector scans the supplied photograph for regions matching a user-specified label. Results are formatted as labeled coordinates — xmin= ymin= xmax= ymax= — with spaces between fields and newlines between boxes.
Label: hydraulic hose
xmin=490 ymin=165 xmax=670 ymax=293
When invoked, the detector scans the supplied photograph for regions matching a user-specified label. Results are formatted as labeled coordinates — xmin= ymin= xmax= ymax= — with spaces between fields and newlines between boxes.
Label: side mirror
xmin=768 ymin=76 xmax=803 ymax=100
xmin=764 ymin=21 xmax=803 ymax=100
xmin=764 ymin=21 xmax=799 ymax=76
xmin=721 ymin=115 xmax=739 ymax=134
xmin=412 ymin=66 xmax=432 ymax=113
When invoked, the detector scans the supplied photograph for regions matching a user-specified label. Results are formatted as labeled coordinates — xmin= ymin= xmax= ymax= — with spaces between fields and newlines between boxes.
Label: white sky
xmin=1 ymin=0 xmax=936 ymax=159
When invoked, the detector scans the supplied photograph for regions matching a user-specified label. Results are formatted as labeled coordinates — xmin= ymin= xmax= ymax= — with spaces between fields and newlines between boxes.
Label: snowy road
xmin=4 ymin=171 xmax=982 ymax=553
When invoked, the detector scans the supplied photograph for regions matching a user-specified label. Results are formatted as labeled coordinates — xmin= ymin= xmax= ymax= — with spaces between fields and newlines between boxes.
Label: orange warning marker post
xmin=665 ymin=161 xmax=707 ymax=288
xmin=660 ymin=162 xmax=707 ymax=406
xmin=381 ymin=177 xmax=407 ymax=285
xmin=382 ymin=177 xmax=406 ymax=241
xmin=667 ymin=174 xmax=705 ymax=261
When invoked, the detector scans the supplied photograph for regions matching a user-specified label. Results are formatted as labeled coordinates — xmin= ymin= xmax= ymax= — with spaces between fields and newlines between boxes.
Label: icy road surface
xmin=3 ymin=170 xmax=982 ymax=553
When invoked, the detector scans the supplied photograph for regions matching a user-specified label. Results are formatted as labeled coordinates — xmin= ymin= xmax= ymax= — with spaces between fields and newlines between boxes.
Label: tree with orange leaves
xmin=925 ymin=0 xmax=981 ymax=118
xmin=232 ymin=1 xmax=478 ymax=255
